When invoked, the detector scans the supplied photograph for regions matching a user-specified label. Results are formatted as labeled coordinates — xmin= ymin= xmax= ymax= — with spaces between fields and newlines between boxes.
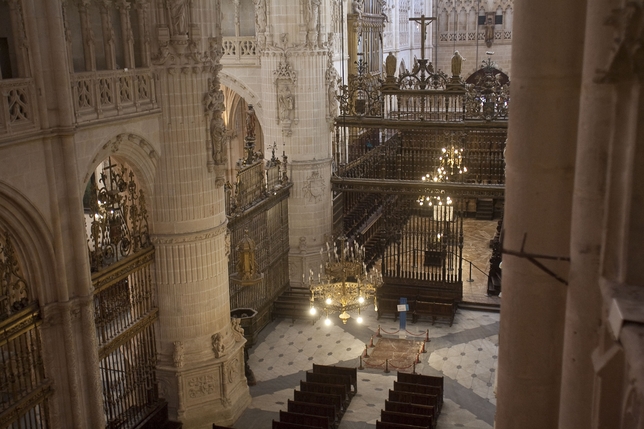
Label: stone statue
xmin=451 ymin=51 xmax=465 ymax=77
xmin=352 ymin=0 xmax=363 ymax=15
xmin=212 ymin=333 xmax=225 ymax=358
xmin=385 ymin=52 xmax=397 ymax=79
xmin=246 ymin=104 xmax=256 ymax=138
xmin=254 ymin=0 xmax=267 ymax=33
xmin=305 ymin=0 xmax=321 ymax=47
xmin=168 ymin=0 xmax=188 ymax=36
xmin=231 ymin=318 xmax=245 ymax=342
xmin=278 ymin=87 xmax=294 ymax=122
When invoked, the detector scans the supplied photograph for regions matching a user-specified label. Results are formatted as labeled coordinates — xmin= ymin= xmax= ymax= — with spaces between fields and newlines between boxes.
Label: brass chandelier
xmin=306 ymin=236 xmax=383 ymax=325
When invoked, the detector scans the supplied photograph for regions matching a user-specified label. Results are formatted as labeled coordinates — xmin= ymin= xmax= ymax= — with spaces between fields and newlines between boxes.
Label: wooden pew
xmin=300 ymin=381 xmax=349 ymax=403
xmin=312 ymin=364 xmax=358 ymax=394
xmin=279 ymin=410 xmax=330 ymax=429
xmin=385 ymin=400 xmax=437 ymax=426
xmin=388 ymin=390 xmax=440 ymax=410
xmin=397 ymin=373 xmax=444 ymax=393
xmin=375 ymin=421 xmax=427 ymax=429
xmin=376 ymin=295 xmax=401 ymax=321
xmin=305 ymin=371 xmax=354 ymax=397
xmin=294 ymin=390 xmax=343 ymax=416
xmin=393 ymin=381 xmax=442 ymax=412
xmin=412 ymin=300 xmax=456 ymax=326
xmin=380 ymin=410 xmax=433 ymax=429
xmin=272 ymin=420 xmax=322 ymax=429
xmin=287 ymin=400 xmax=337 ymax=427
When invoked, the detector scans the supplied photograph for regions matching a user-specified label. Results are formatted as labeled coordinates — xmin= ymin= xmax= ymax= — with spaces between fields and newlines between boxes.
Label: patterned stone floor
xmin=232 ymin=306 xmax=499 ymax=428
xmin=227 ymin=218 xmax=501 ymax=428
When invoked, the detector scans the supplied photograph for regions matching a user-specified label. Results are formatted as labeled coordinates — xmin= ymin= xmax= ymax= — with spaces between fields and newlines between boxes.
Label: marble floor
xmin=228 ymin=218 xmax=501 ymax=428
xmin=232 ymin=305 xmax=499 ymax=429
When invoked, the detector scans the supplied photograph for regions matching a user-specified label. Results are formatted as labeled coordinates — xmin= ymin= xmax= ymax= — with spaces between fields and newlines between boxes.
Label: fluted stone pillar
xmin=558 ymin=0 xmax=617 ymax=427
xmin=151 ymin=10 xmax=250 ymax=425
xmin=495 ymin=0 xmax=586 ymax=428
xmin=259 ymin=0 xmax=334 ymax=284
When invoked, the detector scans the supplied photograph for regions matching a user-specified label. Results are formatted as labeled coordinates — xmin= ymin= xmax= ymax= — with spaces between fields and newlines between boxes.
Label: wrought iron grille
xmin=0 ymin=232 xmax=52 ymax=428
xmin=86 ymin=161 xmax=160 ymax=429
xmin=86 ymin=159 xmax=151 ymax=273
xmin=380 ymin=196 xmax=464 ymax=284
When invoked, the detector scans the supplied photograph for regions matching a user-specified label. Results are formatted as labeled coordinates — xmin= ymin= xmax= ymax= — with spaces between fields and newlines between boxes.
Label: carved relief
xmin=187 ymin=374 xmax=216 ymax=398
xmin=326 ymin=65 xmax=340 ymax=129
xmin=302 ymin=170 xmax=326 ymax=203
xmin=303 ymin=0 xmax=322 ymax=48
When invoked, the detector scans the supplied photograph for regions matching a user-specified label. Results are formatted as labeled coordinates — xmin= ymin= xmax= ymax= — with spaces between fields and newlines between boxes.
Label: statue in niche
xmin=168 ymin=0 xmax=188 ymax=36
xmin=278 ymin=86 xmax=295 ymax=123
xmin=484 ymin=13 xmax=495 ymax=48
xmin=254 ymin=0 xmax=267 ymax=33
xmin=451 ymin=51 xmax=465 ymax=77
xmin=236 ymin=229 xmax=258 ymax=281
xmin=326 ymin=67 xmax=339 ymax=118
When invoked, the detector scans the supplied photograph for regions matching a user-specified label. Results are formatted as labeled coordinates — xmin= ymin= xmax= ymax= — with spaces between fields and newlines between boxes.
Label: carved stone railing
xmin=221 ymin=37 xmax=259 ymax=65
xmin=0 ymin=78 xmax=40 ymax=139
xmin=70 ymin=68 xmax=159 ymax=124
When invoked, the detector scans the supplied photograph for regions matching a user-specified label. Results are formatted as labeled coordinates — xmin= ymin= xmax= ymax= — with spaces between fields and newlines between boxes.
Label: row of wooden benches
xmin=376 ymin=295 xmax=457 ymax=326
xmin=271 ymin=364 xmax=358 ymax=429
xmin=375 ymin=372 xmax=445 ymax=429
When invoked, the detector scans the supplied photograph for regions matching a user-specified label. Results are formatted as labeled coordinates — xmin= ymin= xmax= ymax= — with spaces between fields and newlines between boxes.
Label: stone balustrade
xmin=0 ymin=78 xmax=39 ymax=139
xmin=70 ymin=68 xmax=159 ymax=124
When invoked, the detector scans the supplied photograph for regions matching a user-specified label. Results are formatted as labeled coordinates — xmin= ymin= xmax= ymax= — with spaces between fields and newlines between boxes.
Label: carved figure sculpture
xmin=451 ymin=51 xmax=465 ymax=77
xmin=212 ymin=333 xmax=225 ymax=358
xmin=352 ymin=0 xmax=364 ymax=15
xmin=246 ymin=104 xmax=256 ymax=138
xmin=168 ymin=0 xmax=188 ymax=36
xmin=386 ymin=52 xmax=397 ymax=78
xmin=254 ymin=0 xmax=267 ymax=33
xmin=278 ymin=87 xmax=294 ymax=122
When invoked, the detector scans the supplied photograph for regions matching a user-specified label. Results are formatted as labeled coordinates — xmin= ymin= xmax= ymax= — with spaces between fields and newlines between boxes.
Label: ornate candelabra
xmin=305 ymin=236 xmax=383 ymax=324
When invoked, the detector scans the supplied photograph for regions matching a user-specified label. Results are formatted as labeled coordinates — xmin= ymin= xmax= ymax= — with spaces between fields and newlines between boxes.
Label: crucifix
xmin=409 ymin=15 xmax=436 ymax=62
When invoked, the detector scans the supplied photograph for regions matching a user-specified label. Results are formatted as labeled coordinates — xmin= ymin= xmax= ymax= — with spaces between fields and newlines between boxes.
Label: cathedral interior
xmin=0 ymin=0 xmax=642 ymax=428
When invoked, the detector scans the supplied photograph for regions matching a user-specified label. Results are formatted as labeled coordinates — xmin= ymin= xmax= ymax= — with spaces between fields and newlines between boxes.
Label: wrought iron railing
xmin=92 ymin=247 xmax=159 ymax=429
xmin=70 ymin=69 xmax=159 ymax=124
xmin=0 ymin=78 xmax=40 ymax=139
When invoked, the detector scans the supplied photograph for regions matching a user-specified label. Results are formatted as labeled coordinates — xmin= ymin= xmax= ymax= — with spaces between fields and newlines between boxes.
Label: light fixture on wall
xmin=305 ymin=235 xmax=382 ymax=325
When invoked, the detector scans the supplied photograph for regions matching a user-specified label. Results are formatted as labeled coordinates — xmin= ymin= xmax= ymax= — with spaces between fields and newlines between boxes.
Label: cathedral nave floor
xmin=235 ymin=305 xmax=499 ymax=428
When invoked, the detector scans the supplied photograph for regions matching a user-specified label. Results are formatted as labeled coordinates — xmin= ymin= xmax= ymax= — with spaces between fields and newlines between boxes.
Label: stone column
xmin=495 ymin=0 xmax=586 ymax=428
xmin=259 ymin=0 xmax=333 ymax=286
xmin=557 ymin=0 xmax=618 ymax=427
xmin=151 ymin=5 xmax=250 ymax=426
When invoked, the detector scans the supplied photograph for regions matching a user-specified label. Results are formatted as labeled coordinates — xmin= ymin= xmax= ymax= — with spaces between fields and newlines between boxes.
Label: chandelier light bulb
xmin=358 ymin=296 xmax=365 ymax=304
xmin=357 ymin=316 xmax=363 ymax=324
xmin=309 ymin=307 xmax=317 ymax=315
xmin=324 ymin=317 xmax=331 ymax=326
xmin=325 ymin=297 xmax=332 ymax=305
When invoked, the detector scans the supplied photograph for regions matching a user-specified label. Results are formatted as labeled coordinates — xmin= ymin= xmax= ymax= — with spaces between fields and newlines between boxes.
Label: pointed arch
xmin=82 ymin=133 xmax=159 ymax=195
xmin=0 ymin=181 xmax=56 ymax=305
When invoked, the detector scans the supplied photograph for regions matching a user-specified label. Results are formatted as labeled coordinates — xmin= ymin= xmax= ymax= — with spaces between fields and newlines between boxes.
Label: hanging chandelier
xmin=421 ymin=146 xmax=467 ymax=183
xmin=305 ymin=235 xmax=383 ymax=325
